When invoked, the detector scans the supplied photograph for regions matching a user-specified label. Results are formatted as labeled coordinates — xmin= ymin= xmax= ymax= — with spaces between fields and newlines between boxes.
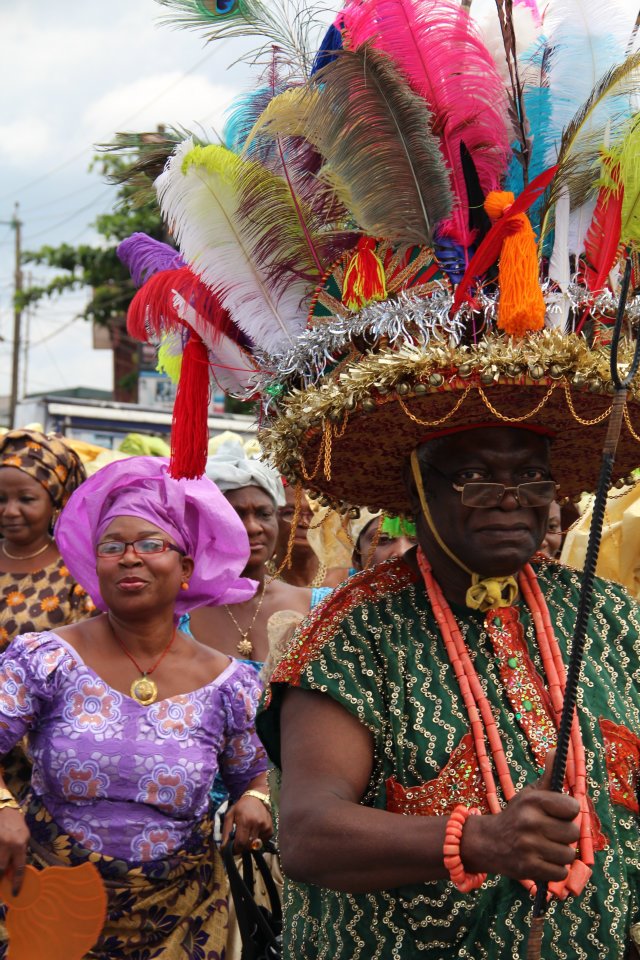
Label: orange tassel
xmin=342 ymin=237 xmax=387 ymax=311
xmin=484 ymin=191 xmax=545 ymax=336
xmin=169 ymin=331 xmax=210 ymax=480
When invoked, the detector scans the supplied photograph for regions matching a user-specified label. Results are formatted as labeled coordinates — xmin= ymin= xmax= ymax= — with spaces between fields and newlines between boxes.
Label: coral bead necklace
xmin=417 ymin=548 xmax=593 ymax=899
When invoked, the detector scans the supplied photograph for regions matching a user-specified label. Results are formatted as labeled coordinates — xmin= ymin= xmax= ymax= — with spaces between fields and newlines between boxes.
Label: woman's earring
xmin=181 ymin=581 xmax=189 ymax=591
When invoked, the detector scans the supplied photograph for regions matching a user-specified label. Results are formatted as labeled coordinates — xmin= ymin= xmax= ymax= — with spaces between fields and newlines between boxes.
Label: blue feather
xmin=194 ymin=0 xmax=240 ymax=18
xmin=224 ymin=85 xmax=285 ymax=155
xmin=311 ymin=23 xmax=343 ymax=76
xmin=434 ymin=232 xmax=474 ymax=285
xmin=505 ymin=86 xmax=553 ymax=234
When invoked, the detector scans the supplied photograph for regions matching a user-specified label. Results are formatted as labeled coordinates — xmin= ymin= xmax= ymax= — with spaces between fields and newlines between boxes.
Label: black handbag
xmin=222 ymin=838 xmax=282 ymax=960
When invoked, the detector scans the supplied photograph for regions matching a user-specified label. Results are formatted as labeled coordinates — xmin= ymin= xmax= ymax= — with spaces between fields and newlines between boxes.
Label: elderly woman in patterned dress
xmin=0 ymin=429 xmax=93 ymax=649
xmin=0 ymin=456 xmax=272 ymax=959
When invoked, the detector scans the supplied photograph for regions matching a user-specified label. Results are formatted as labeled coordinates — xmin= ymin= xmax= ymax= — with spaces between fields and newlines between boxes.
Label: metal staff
xmin=526 ymin=259 xmax=640 ymax=960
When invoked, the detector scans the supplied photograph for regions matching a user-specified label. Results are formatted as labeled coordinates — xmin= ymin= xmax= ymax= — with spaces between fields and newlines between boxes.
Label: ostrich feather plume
xmin=156 ymin=139 xmax=309 ymax=355
xmin=249 ymin=45 xmax=452 ymax=246
xmin=342 ymin=0 xmax=510 ymax=246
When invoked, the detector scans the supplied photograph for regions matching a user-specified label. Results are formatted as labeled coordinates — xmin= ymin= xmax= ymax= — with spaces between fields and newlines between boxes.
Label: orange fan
xmin=0 ymin=863 xmax=107 ymax=960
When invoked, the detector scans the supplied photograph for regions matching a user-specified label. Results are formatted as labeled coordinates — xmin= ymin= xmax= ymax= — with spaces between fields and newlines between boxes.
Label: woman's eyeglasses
xmin=96 ymin=538 xmax=184 ymax=559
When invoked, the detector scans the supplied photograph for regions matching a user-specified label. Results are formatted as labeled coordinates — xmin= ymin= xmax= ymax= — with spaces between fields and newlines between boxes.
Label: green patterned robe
xmin=258 ymin=556 xmax=640 ymax=959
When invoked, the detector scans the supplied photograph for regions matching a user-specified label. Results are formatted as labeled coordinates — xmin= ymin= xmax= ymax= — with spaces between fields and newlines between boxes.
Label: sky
xmin=0 ymin=0 xmax=279 ymax=399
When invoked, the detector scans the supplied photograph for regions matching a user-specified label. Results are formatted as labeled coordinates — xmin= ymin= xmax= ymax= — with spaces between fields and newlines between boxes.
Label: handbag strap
xmin=248 ymin=847 xmax=282 ymax=930
xmin=222 ymin=840 xmax=280 ymax=951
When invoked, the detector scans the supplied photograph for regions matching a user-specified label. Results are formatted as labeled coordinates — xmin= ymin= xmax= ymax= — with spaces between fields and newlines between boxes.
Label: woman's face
xmin=0 ymin=467 xmax=54 ymax=547
xmin=96 ymin=515 xmax=193 ymax=616
xmin=225 ymin=486 xmax=278 ymax=570
xmin=275 ymin=485 xmax=314 ymax=555
xmin=538 ymin=500 xmax=563 ymax=559
xmin=354 ymin=518 xmax=417 ymax=571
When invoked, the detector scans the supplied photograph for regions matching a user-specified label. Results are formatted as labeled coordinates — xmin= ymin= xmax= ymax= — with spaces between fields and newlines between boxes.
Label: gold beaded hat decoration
xmin=121 ymin=0 xmax=640 ymax=512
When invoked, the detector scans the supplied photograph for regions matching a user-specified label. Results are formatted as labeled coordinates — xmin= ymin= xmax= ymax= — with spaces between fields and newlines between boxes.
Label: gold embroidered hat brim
xmin=260 ymin=331 xmax=640 ymax=515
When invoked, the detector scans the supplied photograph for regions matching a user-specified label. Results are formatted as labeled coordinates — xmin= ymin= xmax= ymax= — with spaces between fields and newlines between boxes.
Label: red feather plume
xmin=583 ymin=161 xmax=624 ymax=294
xmin=126 ymin=266 xmax=236 ymax=345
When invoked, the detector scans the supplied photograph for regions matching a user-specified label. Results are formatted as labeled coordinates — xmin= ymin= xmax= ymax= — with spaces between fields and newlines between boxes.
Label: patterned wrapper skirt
xmin=0 ymin=796 xmax=228 ymax=960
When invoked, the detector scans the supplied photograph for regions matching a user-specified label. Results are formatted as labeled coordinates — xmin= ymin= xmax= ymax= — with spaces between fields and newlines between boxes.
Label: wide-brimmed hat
xmin=260 ymin=328 xmax=640 ymax=513
xmin=115 ymin=0 xmax=640 ymax=509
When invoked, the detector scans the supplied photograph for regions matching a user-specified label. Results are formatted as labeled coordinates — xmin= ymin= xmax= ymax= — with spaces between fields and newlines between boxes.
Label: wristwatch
xmin=0 ymin=788 xmax=19 ymax=811
xmin=243 ymin=789 xmax=272 ymax=813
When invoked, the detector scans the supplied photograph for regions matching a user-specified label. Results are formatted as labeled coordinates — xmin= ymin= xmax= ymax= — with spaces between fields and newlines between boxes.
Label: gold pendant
xmin=237 ymin=635 xmax=254 ymax=658
xmin=131 ymin=675 xmax=158 ymax=706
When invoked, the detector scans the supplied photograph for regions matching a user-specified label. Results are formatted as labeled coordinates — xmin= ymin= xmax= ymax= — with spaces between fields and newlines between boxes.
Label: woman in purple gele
xmin=0 ymin=456 xmax=272 ymax=959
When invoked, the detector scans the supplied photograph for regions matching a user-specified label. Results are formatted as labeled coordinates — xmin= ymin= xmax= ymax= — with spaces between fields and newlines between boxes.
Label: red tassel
xmin=127 ymin=266 xmax=234 ymax=343
xmin=342 ymin=237 xmax=387 ymax=310
xmin=169 ymin=332 xmax=210 ymax=480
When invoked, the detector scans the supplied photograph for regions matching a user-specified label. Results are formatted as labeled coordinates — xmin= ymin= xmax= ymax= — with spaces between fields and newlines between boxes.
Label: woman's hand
xmin=0 ymin=808 xmax=30 ymax=895
xmin=222 ymin=794 xmax=273 ymax=854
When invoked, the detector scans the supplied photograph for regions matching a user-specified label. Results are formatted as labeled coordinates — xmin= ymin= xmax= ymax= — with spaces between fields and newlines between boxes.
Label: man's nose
xmin=499 ymin=487 xmax=521 ymax=510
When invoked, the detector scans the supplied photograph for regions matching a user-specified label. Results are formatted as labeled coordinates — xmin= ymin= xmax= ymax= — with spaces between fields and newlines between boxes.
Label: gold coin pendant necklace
xmin=111 ymin=624 xmax=177 ymax=705
xmin=225 ymin=582 xmax=267 ymax=658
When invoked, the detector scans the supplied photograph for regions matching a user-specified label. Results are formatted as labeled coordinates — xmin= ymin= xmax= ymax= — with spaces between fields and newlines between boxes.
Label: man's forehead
xmin=421 ymin=428 xmax=551 ymax=465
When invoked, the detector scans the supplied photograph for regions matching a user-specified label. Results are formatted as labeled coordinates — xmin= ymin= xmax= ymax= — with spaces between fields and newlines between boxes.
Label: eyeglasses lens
xmin=136 ymin=539 xmax=166 ymax=554
xmin=97 ymin=538 xmax=166 ymax=558
xmin=461 ymin=481 xmax=556 ymax=508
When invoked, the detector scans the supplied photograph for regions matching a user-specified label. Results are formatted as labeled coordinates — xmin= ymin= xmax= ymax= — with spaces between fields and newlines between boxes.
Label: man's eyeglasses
xmin=96 ymin=538 xmax=185 ymax=559
xmin=426 ymin=464 xmax=558 ymax=509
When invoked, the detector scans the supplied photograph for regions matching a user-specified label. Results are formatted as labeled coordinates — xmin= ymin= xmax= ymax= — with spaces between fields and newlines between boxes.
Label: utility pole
xmin=22 ymin=272 xmax=32 ymax=398
xmin=8 ymin=205 xmax=22 ymax=428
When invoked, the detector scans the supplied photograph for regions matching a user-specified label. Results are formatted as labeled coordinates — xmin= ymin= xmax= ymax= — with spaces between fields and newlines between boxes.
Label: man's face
xmin=412 ymin=428 xmax=553 ymax=576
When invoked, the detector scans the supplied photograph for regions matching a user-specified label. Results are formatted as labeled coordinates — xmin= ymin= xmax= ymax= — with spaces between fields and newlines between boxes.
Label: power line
xmin=29 ymin=314 xmax=82 ymax=347
xmin=0 ymin=43 xmax=223 ymax=204
xmin=23 ymin=185 xmax=116 ymax=245
xmin=20 ymin=180 xmax=103 ymax=216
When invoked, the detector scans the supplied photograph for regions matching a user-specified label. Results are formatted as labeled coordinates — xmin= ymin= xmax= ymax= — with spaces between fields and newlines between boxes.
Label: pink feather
xmin=514 ymin=0 xmax=542 ymax=28
xmin=342 ymin=0 xmax=511 ymax=246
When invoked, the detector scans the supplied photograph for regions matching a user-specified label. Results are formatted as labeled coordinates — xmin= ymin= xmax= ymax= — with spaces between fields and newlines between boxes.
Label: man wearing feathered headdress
xmin=119 ymin=0 xmax=640 ymax=955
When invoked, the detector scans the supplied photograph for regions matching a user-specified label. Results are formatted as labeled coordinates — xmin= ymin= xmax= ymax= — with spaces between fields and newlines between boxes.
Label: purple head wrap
xmin=55 ymin=456 xmax=256 ymax=615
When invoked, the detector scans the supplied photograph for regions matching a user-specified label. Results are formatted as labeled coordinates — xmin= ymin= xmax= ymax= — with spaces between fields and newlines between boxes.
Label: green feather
xmin=605 ymin=113 xmax=640 ymax=247
xmin=154 ymin=0 xmax=328 ymax=77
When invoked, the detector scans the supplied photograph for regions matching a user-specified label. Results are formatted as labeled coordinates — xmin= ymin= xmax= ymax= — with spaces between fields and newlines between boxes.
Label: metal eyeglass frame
xmin=425 ymin=462 xmax=559 ymax=509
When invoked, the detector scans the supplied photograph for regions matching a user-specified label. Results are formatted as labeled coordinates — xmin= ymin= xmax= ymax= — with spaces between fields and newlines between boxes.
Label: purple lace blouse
xmin=0 ymin=632 xmax=268 ymax=861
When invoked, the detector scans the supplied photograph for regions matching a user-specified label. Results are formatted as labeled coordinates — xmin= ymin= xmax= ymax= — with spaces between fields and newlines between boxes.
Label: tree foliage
xmin=19 ymin=153 xmax=165 ymax=325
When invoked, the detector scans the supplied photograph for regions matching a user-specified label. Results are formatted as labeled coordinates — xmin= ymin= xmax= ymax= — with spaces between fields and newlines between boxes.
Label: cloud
xmin=0 ymin=118 xmax=52 ymax=166
xmin=82 ymin=73 xmax=235 ymax=143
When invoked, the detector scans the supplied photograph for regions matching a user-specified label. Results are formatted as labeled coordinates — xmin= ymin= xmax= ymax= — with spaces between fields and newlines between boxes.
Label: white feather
xmin=568 ymin=195 xmax=597 ymax=258
xmin=172 ymin=292 xmax=261 ymax=397
xmin=472 ymin=0 xmax=542 ymax=88
xmin=156 ymin=139 xmax=308 ymax=356
xmin=549 ymin=187 xmax=570 ymax=285
xmin=548 ymin=187 xmax=570 ymax=329
xmin=543 ymin=0 xmax=636 ymax=167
